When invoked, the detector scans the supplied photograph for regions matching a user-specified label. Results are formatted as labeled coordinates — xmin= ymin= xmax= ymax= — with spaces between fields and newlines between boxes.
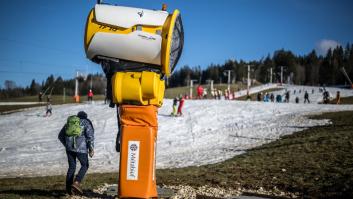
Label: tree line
xmin=1 ymin=43 xmax=353 ymax=99
xmin=168 ymin=43 xmax=353 ymax=88
xmin=0 ymin=74 xmax=106 ymax=99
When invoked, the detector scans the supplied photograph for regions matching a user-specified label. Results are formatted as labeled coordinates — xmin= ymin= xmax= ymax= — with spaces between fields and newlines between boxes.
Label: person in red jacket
xmin=197 ymin=85 xmax=204 ymax=99
xmin=87 ymin=89 xmax=94 ymax=102
xmin=177 ymin=95 xmax=185 ymax=116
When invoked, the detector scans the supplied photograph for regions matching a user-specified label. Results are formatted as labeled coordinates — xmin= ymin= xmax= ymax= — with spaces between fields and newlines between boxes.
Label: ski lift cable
xmin=49 ymin=86 xmax=55 ymax=97
xmin=0 ymin=37 xmax=82 ymax=56
xmin=41 ymin=86 xmax=51 ymax=96
xmin=42 ymin=84 xmax=56 ymax=97
xmin=0 ymin=69 xmax=72 ymax=76
xmin=0 ymin=59 xmax=82 ymax=69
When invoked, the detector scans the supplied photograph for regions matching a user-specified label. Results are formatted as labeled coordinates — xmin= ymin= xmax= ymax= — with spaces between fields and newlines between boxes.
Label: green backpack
xmin=65 ymin=115 xmax=82 ymax=148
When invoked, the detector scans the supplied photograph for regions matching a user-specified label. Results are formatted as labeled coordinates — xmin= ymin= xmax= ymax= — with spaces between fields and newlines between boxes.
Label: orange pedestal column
xmin=118 ymin=105 xmax=158 ymax=198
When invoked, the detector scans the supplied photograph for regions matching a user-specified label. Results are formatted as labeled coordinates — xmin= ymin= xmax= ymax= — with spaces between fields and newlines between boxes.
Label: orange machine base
xmin=118 ymin=105 xmax=158 ymax=199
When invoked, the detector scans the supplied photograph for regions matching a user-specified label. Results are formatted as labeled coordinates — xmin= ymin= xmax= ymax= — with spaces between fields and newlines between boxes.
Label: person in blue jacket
xmin=58 ymin=111 xmax=94 ymax=195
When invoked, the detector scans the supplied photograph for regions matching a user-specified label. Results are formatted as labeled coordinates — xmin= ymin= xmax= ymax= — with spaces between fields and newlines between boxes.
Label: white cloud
xmin=316 ymin=39 xmax=341 ymax=56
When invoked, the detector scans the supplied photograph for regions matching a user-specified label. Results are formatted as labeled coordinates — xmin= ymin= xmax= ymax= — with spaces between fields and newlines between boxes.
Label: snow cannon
xmin=84 ymin=3 xmax=183 ymax=199
xmin=84 ymin=4 xmax=184 ymax=77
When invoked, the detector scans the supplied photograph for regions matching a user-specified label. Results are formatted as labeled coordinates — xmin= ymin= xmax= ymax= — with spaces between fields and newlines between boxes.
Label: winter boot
xmin=71 ymin=181 xmax=83 ymax=195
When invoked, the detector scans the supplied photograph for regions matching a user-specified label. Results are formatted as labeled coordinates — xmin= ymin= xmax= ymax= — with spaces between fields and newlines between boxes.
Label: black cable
xmin=0 ymin=70 xmax=72 ymax=76
xmin=0 ymin=37 xmax=82 ymax=55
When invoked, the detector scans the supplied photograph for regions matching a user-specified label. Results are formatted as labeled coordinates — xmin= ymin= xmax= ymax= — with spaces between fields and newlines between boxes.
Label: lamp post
xmin=74 ymin=71 xmax=79 ymax=102
xmin=206 ymin=79 xmax=214 ymax=91
xmin=280 ymin=66 xmax=284 ymax=85
xmin=246 ymin=65 xmax=251 ymax=96
xmin=190 ymin=79 xmax=197 ymax=99
xmin=224 ymin=70 xmax=232 ymax=91
xmin=74 ymin=70 xmax=87 ymax=103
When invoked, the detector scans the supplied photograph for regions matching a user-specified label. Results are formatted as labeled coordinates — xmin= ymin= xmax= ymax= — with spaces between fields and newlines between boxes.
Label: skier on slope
xmin=323 ymin=90 xmax=330 ymax=104
xmin=336 ymin=91 xmax=341 ymax=104
xmin=295 ymin=96 xmax=299 ymax=103
xmin=177 ymin=94 xmax=185 ymax=116
xmin=87 ymin=89 xmax=94 ymax=102
xmin=270 ymin=93 xmax=275 ymax=102
xmin=285 ymin=91 xmax=290 ymax=103
xmin=217 ymin=90 xmax=222 ymax=100
xmin=45 ymin=102 xmax=52 ymax=117
xmin=197 ymin=85 xmax=204 ymax=99
xmin=58 ymin=111 xmax=94 ymax=195
xmin=304 ymin=91 xmax=310 ymax=103
xmin=257 ymin=92 xmax=262 ymax=101
xmin=171 ymin=96 xmax=179 ymax=116
xmin=263 ymin=93 xmax=269 ymax=102
xmin=224 ymin=89 xmax=229 ymax=100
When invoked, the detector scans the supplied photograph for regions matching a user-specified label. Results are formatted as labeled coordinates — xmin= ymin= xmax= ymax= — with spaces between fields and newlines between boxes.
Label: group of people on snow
xmin=322 ymin=89 xmax=341 ymax=104
xmin=42 ymin=89 xmax=96 ymax=117
xmin=275 ymin=88 xmax=342 ymax=104
xmin=171 ymin=95 xmax=185 ymax=116
xmin=186 ymin=85 xmax=240 ymax=100
xmin=186 ymin=83 xmax=345 ymax=105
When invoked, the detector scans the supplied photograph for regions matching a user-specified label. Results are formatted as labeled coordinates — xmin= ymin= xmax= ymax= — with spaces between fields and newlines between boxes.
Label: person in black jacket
xmin=58 ymin=111 xmax=94 ymax=195
xmin=304 ymin=91 xmax=310 ymax=103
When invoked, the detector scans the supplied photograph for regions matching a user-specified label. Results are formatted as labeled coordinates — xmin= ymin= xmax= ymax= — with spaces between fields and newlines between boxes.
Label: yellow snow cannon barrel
xmin=84 ymin=4 xmax=184 ymax=77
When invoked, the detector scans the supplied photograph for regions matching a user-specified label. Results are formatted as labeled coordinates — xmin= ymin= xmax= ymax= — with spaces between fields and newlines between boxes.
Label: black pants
xmin=66 ymin=150 xmax=89 ymax=192
xmin=304 ymin=98 xmax=310 ymax=103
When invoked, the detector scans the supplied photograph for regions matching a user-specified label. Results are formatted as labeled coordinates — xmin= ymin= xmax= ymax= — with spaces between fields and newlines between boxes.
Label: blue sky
xmin=0 ymin=0 xmax=353 ymax=87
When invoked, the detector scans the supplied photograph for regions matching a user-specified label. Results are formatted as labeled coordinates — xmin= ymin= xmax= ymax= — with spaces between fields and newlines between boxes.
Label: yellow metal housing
xmin=84 ymin=9 xmax=163 ymax=53
xmin=111 ymin=71 xmax=165 ymax=107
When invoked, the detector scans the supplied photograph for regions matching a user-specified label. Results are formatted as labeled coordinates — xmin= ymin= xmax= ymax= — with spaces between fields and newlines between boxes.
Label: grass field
xmin=157 ymin=111 xmax=353 ymax=198
xmin=1 ymin=110 xmax=353 ymax=198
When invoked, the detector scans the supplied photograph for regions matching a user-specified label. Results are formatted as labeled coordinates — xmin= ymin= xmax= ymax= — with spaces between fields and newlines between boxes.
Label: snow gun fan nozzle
xmin=84 ymin=3 xmax=184 ymax=77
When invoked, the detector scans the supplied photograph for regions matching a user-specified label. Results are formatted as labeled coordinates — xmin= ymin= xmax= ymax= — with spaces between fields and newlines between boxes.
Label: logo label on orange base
xmin=127 ymin=141 xmax=140 ymax=180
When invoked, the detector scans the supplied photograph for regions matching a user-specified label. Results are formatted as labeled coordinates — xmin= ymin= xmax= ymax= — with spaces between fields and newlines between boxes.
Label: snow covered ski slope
xmin=0 ymin=85 xmax=353 ymax=178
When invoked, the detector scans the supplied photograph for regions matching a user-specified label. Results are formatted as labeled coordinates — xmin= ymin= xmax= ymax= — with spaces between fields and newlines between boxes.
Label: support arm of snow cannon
xmin=84 ymin=3 xmax=183 ymax=198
